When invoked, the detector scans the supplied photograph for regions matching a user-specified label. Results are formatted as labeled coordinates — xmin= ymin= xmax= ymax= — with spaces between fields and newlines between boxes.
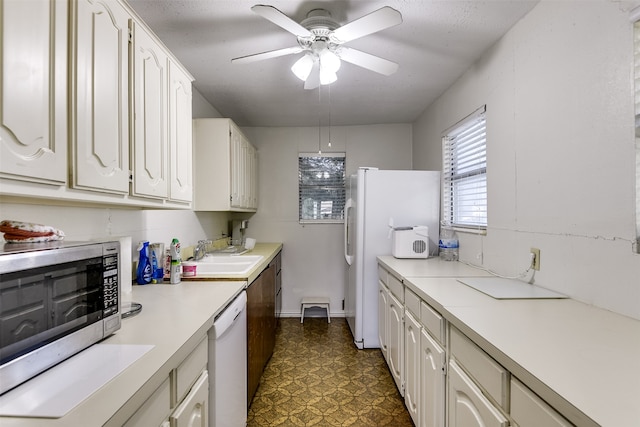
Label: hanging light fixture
xmin=290 ymin=40 xmax=341 ymax=86
xmin=291 ymin=53 xmax=315 ymax=81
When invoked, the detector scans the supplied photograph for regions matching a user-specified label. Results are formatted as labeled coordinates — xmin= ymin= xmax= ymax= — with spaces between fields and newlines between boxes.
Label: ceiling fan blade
xmin=304 ymin=61 xmax=320 ymax=90
xmin=252 ymin=5 xmax=312 ymax=37
xmin=338 ymin=47 xmax=399 ymax=76
xmin=232 ymin=46 xmax=303 ymax=64
xmin=331 ymin=6 xmax=402 ymax=43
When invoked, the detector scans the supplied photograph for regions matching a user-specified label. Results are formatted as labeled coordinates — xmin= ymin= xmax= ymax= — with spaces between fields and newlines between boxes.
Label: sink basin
xmin=195 ymin=254 xmax=264 ymax=275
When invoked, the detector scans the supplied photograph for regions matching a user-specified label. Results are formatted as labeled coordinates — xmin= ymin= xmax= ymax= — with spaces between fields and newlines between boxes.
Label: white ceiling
xmin=127 ymin=0 xmax=538 ymax=127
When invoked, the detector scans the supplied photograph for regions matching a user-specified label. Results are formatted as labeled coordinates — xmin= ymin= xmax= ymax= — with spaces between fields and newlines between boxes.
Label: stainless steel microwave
xmin=0 ymin=240 xmax=121 ymax=395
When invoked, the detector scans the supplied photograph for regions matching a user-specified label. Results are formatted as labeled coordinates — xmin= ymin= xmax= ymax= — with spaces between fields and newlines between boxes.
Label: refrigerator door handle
xmin=344 ymin=198 xmax=354 ymax=265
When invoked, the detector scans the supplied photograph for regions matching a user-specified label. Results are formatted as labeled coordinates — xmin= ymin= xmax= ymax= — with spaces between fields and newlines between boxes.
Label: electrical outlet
xmin=530 ymin=248 xmax=541 ymax=271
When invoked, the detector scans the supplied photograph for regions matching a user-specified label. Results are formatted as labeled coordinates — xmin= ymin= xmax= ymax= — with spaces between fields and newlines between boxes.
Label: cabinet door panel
xmin=388 ymin=292 xmax=404 ymax=395
xmin=448 ymin=360 xmax=508 ymax=427
xmin=246 ymin=276 xmax=263 ymax=404
xmin=72 ymin=0 xmax=129 ymax=193
xmin=378 ymin=282 xmax=388 ymax=361
xmin=511 ymin=378 xmax=572 ymax=427
xmin=168 ymin=60 xmax=192 ymax=202
xmin=421 ymin=328 xmax=445 ymax=427
xmin=1 ymin=0 xmax=67 ymax=183
xmin=170 ymin=371 xmax=208 ymax=427
xmin=404 ymin=310 xmax=420 ymax=425
xmin=124 ymin=378 xmax=171 ymax=427
xmin=131 ymin=22 xmax=168 ymax=198
xmin=230 ymin=128 xmax=243 ymax=208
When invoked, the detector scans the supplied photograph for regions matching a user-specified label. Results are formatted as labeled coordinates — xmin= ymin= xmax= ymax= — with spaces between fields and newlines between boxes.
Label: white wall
xmin=413 ymin=0 xmax=640 ymax=320
xmin=241 ymin=124 xmax=413 ymax=317
xmin=192 ymin=89 xmax=223 ymax=119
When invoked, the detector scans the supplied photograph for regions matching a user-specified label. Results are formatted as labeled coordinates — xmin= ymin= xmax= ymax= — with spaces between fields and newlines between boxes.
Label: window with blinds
xmin=442 ymin=106 xmax=487 ymax=230
xmin=298 ymin=153 xmax=346 ymax=223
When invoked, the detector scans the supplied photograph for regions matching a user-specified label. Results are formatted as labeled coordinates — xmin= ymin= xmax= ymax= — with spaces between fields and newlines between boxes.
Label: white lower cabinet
xmin=124 ymin=378 xmax=171 ymax=427
xmin=420 ymin=327 xmax=445 ymax=427
xmin=123 ymin=338 xmax=209 ymax=427
xmin=378 ymin=281 xmax=389 ymax=362
xmin=511 ymin=378 xmax=572 ymax=427
xmin=448 ymin=360 xmax=509 ymax=427
xmin=170 ymin=371 xmax=208 ymax=427
xmin=404 ymin=310 xmax=421 ymax=424
xmin=388 ymin=291 xmax=404 ymax=395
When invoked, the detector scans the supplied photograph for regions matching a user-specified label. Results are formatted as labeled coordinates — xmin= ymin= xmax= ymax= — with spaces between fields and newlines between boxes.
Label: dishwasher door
xmin=209 ymin=291 xmax=247 ymax=427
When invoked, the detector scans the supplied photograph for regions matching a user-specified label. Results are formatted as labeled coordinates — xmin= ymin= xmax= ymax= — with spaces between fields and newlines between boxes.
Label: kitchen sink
xmin=195 ymin=254 xmax=264 ymax=275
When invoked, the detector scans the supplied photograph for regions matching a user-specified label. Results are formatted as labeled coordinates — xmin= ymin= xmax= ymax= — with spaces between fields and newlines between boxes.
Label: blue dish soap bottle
xmin=136 ymin=241 xmax=153 ymax=285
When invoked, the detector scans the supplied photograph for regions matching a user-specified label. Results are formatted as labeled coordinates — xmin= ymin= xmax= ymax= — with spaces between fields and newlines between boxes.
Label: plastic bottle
xmin=170 ymin=238 xmax=181 ymax=284
xmin=150 ymin=243 xmax=164 ymax=282
xmin=438 ymin=223 xmax=459 ymax=261
xmin=136 ymin=241 xmax=153 ymax=284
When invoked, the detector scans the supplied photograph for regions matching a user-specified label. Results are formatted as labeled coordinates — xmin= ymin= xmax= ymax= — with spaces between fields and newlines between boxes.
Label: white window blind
xmin=442 ymin=106 xmax=487 ymax=229
xmin=298 ymin=153 xmax=346 ymax=223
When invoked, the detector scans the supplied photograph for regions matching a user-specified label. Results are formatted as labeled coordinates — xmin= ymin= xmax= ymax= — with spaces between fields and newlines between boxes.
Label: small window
xmin=442 ymin=106 xmax=487 ymax=230
xmin=298 ymin=153 xmax=346 ymax=223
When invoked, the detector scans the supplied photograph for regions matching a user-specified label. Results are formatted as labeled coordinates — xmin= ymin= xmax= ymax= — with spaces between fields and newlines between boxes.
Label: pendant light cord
xmin=318 ymin=86 xmax=322 ymax=154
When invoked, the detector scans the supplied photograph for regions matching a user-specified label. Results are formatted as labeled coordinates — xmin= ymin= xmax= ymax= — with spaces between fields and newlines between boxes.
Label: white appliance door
xmin=344 ymin=198 xmax=354 ymax=265
xmin=357 ymin=169 xmax=441 ymax=349
xmin=345 ymin=171 xmax=361 ymax=347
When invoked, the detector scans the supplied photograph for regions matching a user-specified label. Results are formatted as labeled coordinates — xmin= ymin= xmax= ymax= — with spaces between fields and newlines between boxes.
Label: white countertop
xmin=377 ymin=255 xmax=494 ymax=279
xmin=0 ymin=280 xmax=246 ymax=427
xmin=380 ymin=256 xmax=640 ymax=427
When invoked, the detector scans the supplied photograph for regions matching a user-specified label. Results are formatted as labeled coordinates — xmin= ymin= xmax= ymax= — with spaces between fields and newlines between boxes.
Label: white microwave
xmin=0 ymin=240 xmax=121 ymax=395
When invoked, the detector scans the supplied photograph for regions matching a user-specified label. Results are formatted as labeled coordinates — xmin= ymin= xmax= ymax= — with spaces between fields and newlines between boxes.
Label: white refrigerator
xmin=344 ymin=168 xmax=440 ymax=349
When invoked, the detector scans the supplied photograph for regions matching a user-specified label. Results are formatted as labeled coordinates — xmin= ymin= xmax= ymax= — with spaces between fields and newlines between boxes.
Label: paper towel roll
xmin=118 ymin=236 xmax=132 ymax=295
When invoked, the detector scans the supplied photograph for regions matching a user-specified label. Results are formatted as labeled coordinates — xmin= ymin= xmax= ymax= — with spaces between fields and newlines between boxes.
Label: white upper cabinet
xmin=1 ymin=0 xmax=193 ymax=208
xmin=0 ymin=0 xmax=67 ymax=184
xmin=130 ymin=19 xmax=169 ymax=199
xmin=193 ymin=118 xmax=258 ymax=212
xmin=168 ymin=59 xmax=193 ymax=202
xmin=71 ymin=0 xmax=130 ymax=194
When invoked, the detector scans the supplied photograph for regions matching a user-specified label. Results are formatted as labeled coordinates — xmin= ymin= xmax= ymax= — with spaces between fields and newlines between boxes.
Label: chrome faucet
xmin=194 ymin=240 xmax=210 ymax=261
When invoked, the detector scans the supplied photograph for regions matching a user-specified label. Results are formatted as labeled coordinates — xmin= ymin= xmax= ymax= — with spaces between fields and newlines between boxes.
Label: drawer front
xmin=170 ymin=371 xmax=209 ymax=427
xmin=450 ymin=326 xmax=509 ymax=411
xmin=174 ymin=337 xmax=208 ymax=406
xmin=124 ymin=378 xmax=170 ymax=427
xmin=378 ymin=264 xmax=388 ymax=286
xmin=405 ymin=288 xmax=421 ymax=318
xmin=387 ymin=272 xmax=404 ymax=302
xmin=420 ymin=300 xmax=444 ymax=345
xmin=511 ymin=378 xmax=572 ymax=427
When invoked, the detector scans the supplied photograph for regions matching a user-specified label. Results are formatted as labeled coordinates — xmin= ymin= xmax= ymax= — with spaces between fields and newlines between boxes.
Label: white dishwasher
xmin=209 ymin=291 xmax=247 ymax=427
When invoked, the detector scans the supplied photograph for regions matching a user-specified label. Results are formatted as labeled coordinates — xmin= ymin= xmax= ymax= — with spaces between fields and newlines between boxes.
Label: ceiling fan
xmin=231 ymin=4 xmax=403 ymax=89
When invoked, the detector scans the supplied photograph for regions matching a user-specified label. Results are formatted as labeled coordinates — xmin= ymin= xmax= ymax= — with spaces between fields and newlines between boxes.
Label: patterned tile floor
xmin=247 ymin=317 xmax=414 ymax=427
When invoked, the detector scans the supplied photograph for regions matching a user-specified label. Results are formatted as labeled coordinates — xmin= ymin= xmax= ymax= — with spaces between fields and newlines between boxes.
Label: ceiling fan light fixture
xmin=319 ymin=49 xmax=341 ymax=73
xmin=319 ymin=68 xmax=337 ymax=85
xmin=291 ymin=54 xmax=315 ymax=81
